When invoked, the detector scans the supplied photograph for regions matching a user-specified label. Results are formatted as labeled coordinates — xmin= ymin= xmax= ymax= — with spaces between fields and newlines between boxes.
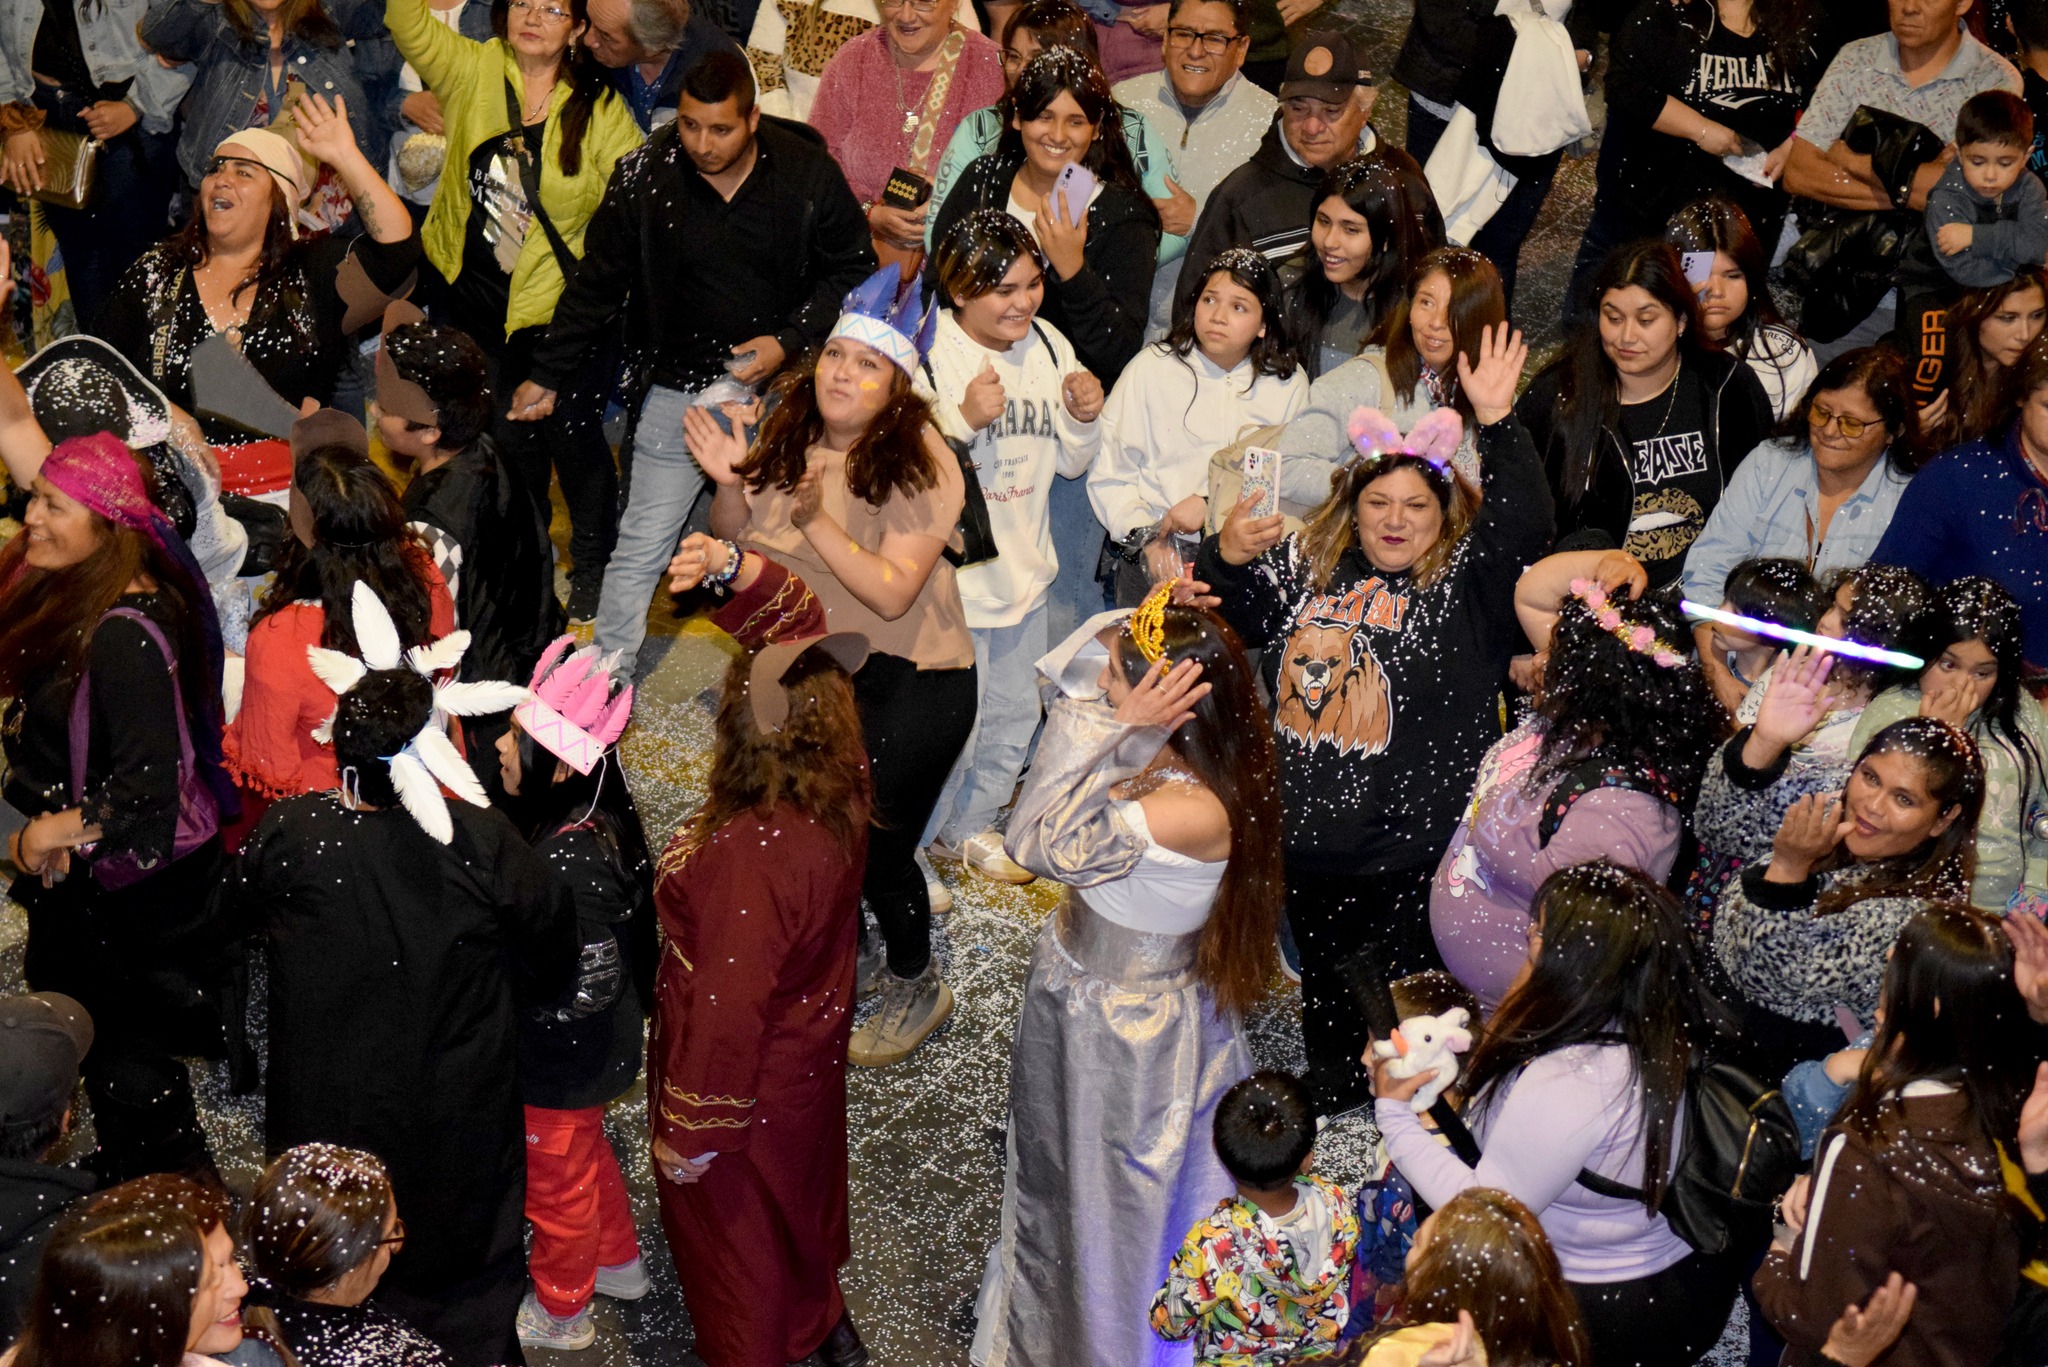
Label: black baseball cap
xmin=0 ymin=993 xmax=93 ymax=1135
xmin=1279 ymin=30 xmax=1370 ymax=103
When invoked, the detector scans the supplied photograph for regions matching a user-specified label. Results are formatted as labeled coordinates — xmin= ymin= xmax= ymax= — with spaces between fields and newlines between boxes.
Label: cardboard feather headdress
xmin=307 ymin=581 xmax=529 ymax=842
xmin=514 ymin=636 xmax=634 ymax=775
xmin=829 ymin=261 xmax=938 ymax=375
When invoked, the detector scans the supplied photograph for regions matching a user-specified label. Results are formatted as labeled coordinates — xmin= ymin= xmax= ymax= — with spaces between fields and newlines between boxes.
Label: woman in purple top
xmin=1430 ymin=548 xmax=1726 ymax=1009
xmin=1379 ymin=861 xmax=1737 ymax=1367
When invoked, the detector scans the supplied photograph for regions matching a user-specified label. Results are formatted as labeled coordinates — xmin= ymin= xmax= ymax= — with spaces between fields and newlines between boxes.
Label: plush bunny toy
xmin=1370 ymin=1008 xmax=1475 ymax=1113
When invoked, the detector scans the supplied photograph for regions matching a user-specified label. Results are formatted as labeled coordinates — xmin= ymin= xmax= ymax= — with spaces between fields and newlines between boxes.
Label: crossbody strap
xmin=502 ymin=80 xmax=580 ymax=281
xmin=69 ymin=607 xmax=196 ymax=807
xmin=904 ymin=30 xmax=968 ymax=179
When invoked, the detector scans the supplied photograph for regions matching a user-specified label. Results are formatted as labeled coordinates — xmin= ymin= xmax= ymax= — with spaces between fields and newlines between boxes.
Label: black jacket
xmin=401 ymin=436 xmax=564 ymax=685
xmin=929 ymin=151 xmax=1161 ymax=387
xmin=527 ymin=117 xmax=876 ymax=398
xmin=1517 ymin=346 xmax=1773 ymax=583
xmin=1182 ymin=118 xmax=1336 ymax=277
xmin=1392 ymin=0 xmax=1493 ymax=106
xmin=0 ymin=1157 xmax=95 ymax=1343
xmin=518 ymin=820 xmax=656 ymax=1112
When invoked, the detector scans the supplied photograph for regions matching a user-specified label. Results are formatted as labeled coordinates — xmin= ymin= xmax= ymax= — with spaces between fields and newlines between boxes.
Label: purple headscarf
xmin=40 ymin=432 xmax=238 ymax=821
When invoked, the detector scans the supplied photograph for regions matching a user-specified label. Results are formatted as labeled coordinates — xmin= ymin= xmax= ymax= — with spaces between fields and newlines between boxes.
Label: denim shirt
xmin=140 ymin=0 xmax=386 ymax=185
xmin=1 ymin=0 xmax=192 ymax=133
xmin=1680 ymin=435 xmax=1912 ymax=607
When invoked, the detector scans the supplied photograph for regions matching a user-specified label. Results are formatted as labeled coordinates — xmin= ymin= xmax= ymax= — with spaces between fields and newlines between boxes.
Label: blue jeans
xmin=1045 ymin=474 xmax=1111 ymax=647
xmin=593 ymin=385 xmax=708 ymax=668
xmin=923 ymin=600 xmax=1051 ymax=847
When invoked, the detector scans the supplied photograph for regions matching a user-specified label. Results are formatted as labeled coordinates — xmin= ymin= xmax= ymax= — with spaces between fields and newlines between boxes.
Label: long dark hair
xmin=1298 ymin=155 xmax=1445 ymax=369
xmin=996 ymin=48 xmax=1157 ymax=220
xmin=1113 ymin=605 xmax=1283 ymax=1017
xmin=1818 ymin=718 xmax=1986 ymax=915
xmin=547 ymin=0 xmax=610 ymax=178
xmin=1839 ymin=905 xmax=2031 ymax=1151
xmin=0 ymin=456 xmax=210 ymax=713
xmin=504 ymin=718 xmax=656 ymax=911
xmin=1547 ymin=240 xmax=1706 ymax=509
xmin=1665 ymin=196 xmax=1801 ymax=378
xmin=1383 ymin=247 xmax=1505 ymax=433
xmin=10 ymin=1175 xmax=235 ymax=1367
xmin=1930 ymin=267 xmax=2048 ymax=450
xmin=1000 ymin=0 xmax=1100 ymax=61
xmin=1391 ymin=1189 xmax=1592 ymax=1367
xmin=245 ymin=1144 xmax=393 ymax=1298
xmin=161 ymin=176 xmax=304 ymax=316
xmin=1534 ymin=594 xmax=1726 ymax=807
xmin=1165 ymin=249 xmax=1300 ymax=381
xmin=1775 ymin=344 xmax=1925 ymax=477
xmin=1905 ymin=576 xmax=2044 ymax=799
xmin=685 ymin=647 xmax=873 ymax=858
xmin=222 ymin=0 xmax=342 ymax=46
xmin=254 ymin=444 xmax=438 ymax=656
xmin=1462 ymin=861 xmax=1724 ymax=1212
xmin=737 ymin=356 xmax=941 ymax=507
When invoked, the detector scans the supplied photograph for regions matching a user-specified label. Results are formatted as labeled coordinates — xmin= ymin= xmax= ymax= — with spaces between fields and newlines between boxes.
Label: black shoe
xmin=566 ymin=578 xmax=601 ymax=625
xmin=814 ymin=1310 xmax=868 ymax=1367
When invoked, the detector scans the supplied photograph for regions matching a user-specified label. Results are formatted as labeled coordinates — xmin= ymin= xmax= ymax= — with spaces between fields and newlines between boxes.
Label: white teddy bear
xmin=1370 ymin=1008 xmax=1474 ymax=1113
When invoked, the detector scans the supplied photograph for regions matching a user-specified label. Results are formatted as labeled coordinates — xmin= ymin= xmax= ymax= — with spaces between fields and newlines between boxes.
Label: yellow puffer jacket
xmin=386 ymin=0 xmax=642 ymax=336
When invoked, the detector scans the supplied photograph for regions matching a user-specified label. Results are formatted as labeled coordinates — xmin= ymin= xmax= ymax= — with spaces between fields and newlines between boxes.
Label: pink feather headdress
xmin=1346 ymin=406 xmax=1465 ymax=473
xmin=513 ymin=636 xmax=634 ymax=776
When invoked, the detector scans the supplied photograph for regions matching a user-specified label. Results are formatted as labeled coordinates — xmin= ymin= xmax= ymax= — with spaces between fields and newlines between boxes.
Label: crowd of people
xmin=2 ymin=0 xmax=2048 ymax=1364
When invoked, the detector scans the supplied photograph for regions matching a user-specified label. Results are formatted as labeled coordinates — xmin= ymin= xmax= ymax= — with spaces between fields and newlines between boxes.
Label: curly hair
xmin=1296 ymin=453 xmax=1479 ymax=593
xmin=737 ymin=355 xmax=942 ymax=508
xmin=687 ymin=646 xmax=873 ymax=857
xmin=1534 ymin=594 xmax=1727 ymax=806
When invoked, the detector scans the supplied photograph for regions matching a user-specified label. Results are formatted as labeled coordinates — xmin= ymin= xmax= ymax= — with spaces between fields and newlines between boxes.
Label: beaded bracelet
xmin=704 ymin=540 xmax=744 ymax=591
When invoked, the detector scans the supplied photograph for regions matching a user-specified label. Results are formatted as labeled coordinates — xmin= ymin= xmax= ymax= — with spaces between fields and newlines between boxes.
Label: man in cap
xmin=0 ymin=993 xmax=97 ymax=1343
xmin=1181 ymin=28 xmax=1378 ymax=270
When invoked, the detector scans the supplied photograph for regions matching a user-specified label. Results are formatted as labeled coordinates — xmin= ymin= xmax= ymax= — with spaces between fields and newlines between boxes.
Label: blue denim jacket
xmin=1784 ymin=1030 xmax=1873 ymax=1160
xmin=140 ymin=0 xmax=390 ymax=185
xmin=2 ymin=0 xmax=192 ymax=134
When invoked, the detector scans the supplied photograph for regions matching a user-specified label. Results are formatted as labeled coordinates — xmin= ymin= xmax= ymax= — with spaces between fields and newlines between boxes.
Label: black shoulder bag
xmin=503 ymin=81 xmax=582 ymax=283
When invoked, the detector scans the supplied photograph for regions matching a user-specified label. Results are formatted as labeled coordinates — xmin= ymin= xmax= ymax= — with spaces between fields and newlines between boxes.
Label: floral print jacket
xmin=1151 ymin=1175 xmax=1360 ymax=1364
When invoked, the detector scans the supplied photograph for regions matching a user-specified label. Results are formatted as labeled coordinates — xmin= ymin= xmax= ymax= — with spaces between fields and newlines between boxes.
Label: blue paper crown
xmin=834 ymin=261 xmax=939 ymax=372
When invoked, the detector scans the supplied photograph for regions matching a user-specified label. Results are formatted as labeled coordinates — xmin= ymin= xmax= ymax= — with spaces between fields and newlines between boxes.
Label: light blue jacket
xmin=1679 ymin=436 xmax=1911 ymax=607
xmin=1 ymin=0 xmax=192 ymax=134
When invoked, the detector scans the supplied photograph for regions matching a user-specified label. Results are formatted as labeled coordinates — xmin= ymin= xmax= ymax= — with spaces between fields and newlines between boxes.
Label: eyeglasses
xmin=1166 ymin=26 xmax=1242 ymax=53
xmin=507 ymin=0 xmax=573 ymax=21
xmin=878 ymin=0 xmax=944 ymax=13
xmin=1808 ymin=403 xmax=1875 ymax=439
xmin=376 ymin=1219 xmax=407 ymax=1250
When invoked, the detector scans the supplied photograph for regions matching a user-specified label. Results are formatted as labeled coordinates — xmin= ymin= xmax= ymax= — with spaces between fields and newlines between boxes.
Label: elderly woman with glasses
xmin=809 ymin=0 xmax=1004 ymax=266
xmin=1194 ymin=322 xmax=1554 ymax=1117
xmin=1679 ymin=346 xmax=1920 ymax=712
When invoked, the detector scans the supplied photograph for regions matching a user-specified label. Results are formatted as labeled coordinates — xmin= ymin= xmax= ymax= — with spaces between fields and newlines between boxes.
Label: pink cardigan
xmin=809 ymin=25 xmax=1004 ymax=206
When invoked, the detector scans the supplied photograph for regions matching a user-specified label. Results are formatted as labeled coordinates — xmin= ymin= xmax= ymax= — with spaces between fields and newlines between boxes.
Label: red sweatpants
xmin=523 ymin=1105 xmax=642 ymax=1318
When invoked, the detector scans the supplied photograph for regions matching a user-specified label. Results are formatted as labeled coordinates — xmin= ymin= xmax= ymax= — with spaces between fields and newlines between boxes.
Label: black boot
xmin=813 ymin=1309 xmax=868 ymax=1367
xmin=82 ymin=1052 xmax=218 ymax=1187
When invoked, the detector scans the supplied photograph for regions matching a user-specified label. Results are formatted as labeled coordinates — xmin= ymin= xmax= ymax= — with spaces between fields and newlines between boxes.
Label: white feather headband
xmin=307 ymin=581 xmax=530 ymax=843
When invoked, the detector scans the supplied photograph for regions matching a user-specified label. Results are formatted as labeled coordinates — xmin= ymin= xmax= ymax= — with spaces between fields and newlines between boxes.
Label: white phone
xmin=1240 ymin=446 xmax=1281 ymax=519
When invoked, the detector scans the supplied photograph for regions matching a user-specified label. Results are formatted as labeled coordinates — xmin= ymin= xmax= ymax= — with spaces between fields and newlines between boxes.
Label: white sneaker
xmin=593 ymin=1255 xmax=650 ymax=1301
xmin=915 ymin=847 xmax=954 ymax=915
xmin=958 ymin=831 xmax=1035 ymax=885
xmin=516 ymin=1293 xmax=595 ymax=1351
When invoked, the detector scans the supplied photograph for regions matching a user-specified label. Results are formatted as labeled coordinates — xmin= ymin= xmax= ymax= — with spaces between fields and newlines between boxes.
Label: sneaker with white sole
xmin=848 ymin=963 xmax=954 ymax=1067
xmin=957 ymin=831 xmax=1035 ymax=885
xmin=516 ymin=1293 xmax=595 ymax=1351
xmin=593 ymin=1255 xmax=650 ymax=1301
xmin=914 ymin=847 xmax=954 ymax=915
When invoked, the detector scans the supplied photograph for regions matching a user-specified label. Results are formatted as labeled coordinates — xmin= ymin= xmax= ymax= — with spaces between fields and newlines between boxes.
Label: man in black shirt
xmin=508 ymin=50 xmax=875 ymax=671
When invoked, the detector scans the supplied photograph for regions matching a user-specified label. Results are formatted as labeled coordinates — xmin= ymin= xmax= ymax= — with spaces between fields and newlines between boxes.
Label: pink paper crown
xmin=513 ymin=636 xmax=634 ymax=775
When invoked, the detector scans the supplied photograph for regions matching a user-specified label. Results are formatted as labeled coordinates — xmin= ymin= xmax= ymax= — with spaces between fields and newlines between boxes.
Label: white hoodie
xmin=925 ymin=311 xmax=1101 ymax=629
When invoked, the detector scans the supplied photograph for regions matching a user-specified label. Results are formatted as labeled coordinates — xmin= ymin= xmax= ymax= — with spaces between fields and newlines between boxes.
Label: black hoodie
xmin=0 ymin=1156 xmax=95 ymax=1342
xmin=1183 ymin=119 xmax=1379 ymax=280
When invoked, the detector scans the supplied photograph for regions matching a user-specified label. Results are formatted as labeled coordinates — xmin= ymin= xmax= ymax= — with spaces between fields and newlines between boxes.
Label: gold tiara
xmin=1129 ymin=581 xmax=1173 ymax=665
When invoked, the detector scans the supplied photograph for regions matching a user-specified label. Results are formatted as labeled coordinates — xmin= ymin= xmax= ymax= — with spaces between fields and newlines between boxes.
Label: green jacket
xmin=386 ymin=0 xmax=642 ymax=335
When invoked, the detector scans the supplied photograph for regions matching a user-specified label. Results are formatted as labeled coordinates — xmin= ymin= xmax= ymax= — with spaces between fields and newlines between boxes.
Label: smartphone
xmin=1240 ymin=446 xmax=1281 ymax=519
xmin=1052 ymin=162 xmax=1096 ymax=225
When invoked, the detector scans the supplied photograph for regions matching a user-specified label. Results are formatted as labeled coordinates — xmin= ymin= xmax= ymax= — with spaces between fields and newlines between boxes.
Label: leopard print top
xmin=748 ymin=0 xmax=874 ymax=93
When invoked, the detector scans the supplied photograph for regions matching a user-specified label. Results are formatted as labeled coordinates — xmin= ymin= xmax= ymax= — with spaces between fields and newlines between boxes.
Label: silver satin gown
xmin=971 ymin=694 xmax=1252 ymax=1367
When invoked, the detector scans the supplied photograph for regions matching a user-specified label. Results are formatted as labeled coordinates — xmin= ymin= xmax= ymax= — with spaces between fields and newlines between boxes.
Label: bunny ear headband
xmin=1346 ymin=406 xmax=1464 ymax=477
xmin=307 ymin=581 xmax=530 ymax=843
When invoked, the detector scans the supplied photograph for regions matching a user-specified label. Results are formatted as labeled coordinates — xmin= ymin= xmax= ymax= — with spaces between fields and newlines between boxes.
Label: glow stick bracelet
xmin=1680 ymin=600 xmax=1924 ymax=670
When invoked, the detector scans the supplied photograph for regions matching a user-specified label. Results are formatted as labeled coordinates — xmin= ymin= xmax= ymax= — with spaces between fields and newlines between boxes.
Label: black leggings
xmin=855 ymin=653 xmax=978 ymax=978
xmin=1570 ymin=1252 xmax=1739 ymax=1367
xmin=1285 ymin=862 xmax=1444 ymax=1115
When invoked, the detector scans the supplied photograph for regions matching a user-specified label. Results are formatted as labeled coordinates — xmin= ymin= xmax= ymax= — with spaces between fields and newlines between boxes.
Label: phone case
xmin=1241 ymin=446 xmax=1281 ymax=519
xmin=1053 ymin=162 xmax=1096 ymax=224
